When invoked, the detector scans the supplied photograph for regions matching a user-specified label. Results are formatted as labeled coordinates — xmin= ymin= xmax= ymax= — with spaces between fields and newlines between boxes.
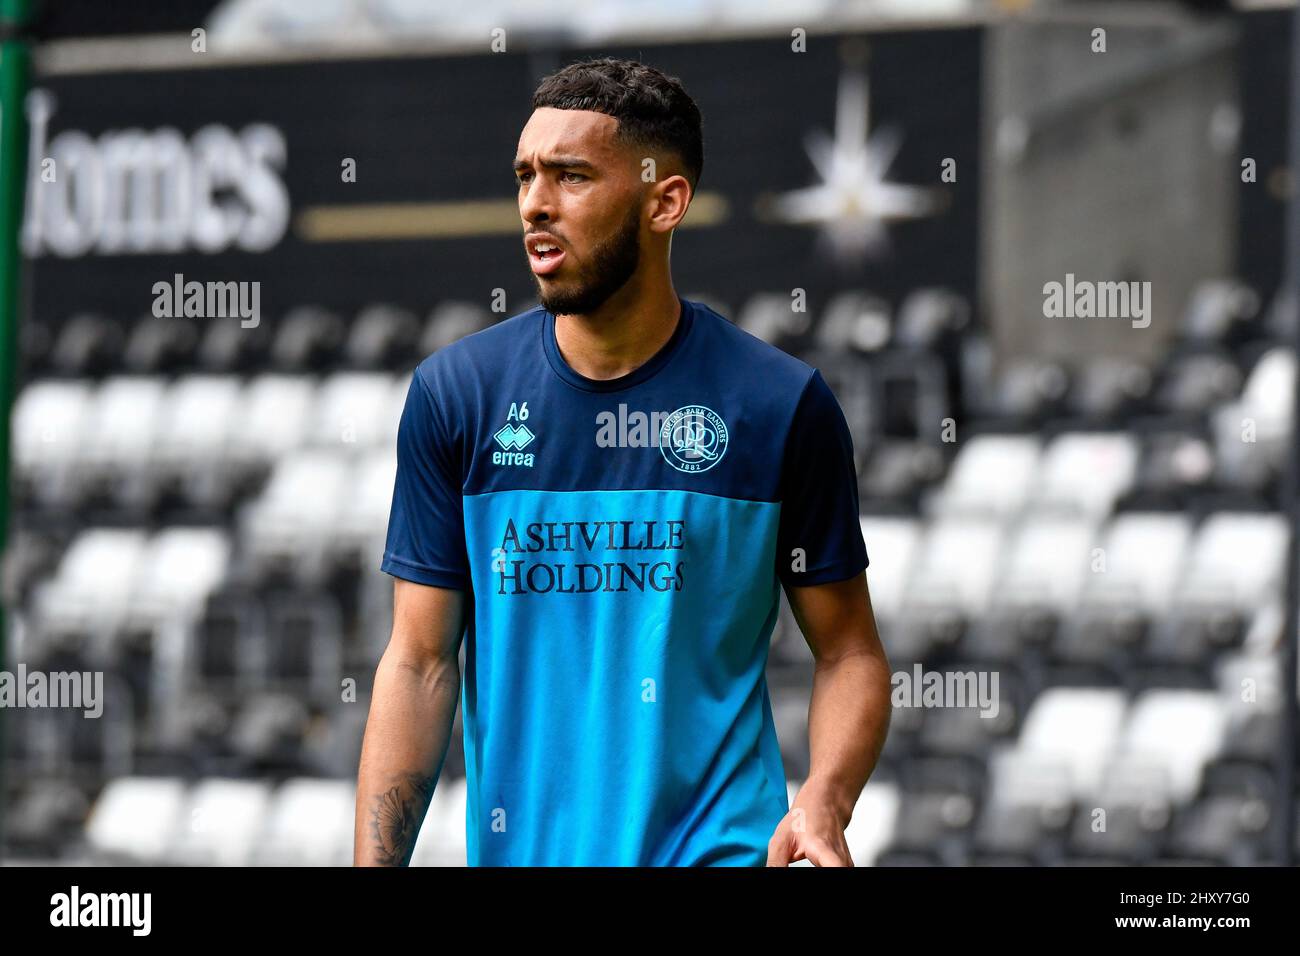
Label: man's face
xmin=515 ymin=107 xmax=644 ymax=316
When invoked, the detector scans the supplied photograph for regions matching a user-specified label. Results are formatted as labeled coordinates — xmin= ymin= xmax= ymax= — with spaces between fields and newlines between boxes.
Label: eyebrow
xmin=512 ymin=156 xmax=596 ymax=173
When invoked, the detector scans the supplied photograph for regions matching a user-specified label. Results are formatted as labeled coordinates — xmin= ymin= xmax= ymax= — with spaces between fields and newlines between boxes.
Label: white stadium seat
xmin=171 ymin=779 xmax=275 ymax=866
xmin=902 ymin=517 xmax=1005 ymax=618
xmin=253 ymin=778 xmax=356 ymax=866
xmin=991 ymin=515 xmax=1098 ymax=613
xmin=1175 ymin=512 xmax=1288 ymax=613
xmin=231 ymin=375 xmax=316 ymax=465
xmin=85 ymin=776 xmax=187 ymax=862
xmin=1108 ymin=690 xmax=1226 ymax=804
xmin=858 ymin=517 xmax=921 ymax=623
xmin=1015 ymin=688 xmax=1129 ymax=800
xmin=1078 ymin=512 xmax=1191 ymax=615
xmin=929 ymin=434 xmax=1040 ymax=519
xmin=34 ymin=529 xmax=150 ymax=640
xmin=1030 ymin=432 xmax=1139 ymax=517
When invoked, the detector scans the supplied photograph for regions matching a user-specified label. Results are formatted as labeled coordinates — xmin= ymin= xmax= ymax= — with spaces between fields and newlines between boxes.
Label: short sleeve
xmin=776 ymin=369 xmax=869 ymax=587
xmin=380 ymin=367 xmax=471 ymax=590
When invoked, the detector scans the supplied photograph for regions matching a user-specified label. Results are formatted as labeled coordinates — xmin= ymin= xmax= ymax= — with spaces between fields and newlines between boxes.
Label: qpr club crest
xmin=659 ymin=405 xmax=728 ymax=474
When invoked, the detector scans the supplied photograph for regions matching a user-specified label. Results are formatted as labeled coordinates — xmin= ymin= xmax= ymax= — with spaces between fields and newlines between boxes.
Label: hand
xmin=765 ymin=782 xmax=854 ymax=867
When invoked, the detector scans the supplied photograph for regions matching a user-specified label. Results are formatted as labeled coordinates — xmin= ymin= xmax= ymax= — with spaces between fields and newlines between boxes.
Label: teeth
xmin=535 ymin=242 xmax=557 ymax=253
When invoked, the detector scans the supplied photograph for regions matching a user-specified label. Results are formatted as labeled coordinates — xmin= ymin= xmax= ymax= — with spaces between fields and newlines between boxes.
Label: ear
xmin=646 ymin=173 xmax=692 ymax=234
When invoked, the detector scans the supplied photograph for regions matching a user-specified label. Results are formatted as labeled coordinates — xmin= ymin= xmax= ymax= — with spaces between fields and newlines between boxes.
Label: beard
xmin=532 ymin=202 xmax=641 ymax=317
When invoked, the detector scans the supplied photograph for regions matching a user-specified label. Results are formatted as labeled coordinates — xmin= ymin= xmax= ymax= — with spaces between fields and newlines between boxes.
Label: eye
xmin=515 ymin=171 xmax=532 ymax=186
xmin=560 ymin=171 xmax=586 ymax=183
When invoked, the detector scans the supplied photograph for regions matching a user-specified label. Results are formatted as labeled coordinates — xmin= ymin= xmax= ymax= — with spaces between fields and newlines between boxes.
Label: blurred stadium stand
xmin=1 ymin=0 xmax=1297 ymax=866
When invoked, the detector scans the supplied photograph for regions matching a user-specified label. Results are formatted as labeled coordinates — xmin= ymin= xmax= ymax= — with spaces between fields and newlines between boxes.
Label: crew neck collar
xmin=541 ymin=297 xmax=694 ymax=393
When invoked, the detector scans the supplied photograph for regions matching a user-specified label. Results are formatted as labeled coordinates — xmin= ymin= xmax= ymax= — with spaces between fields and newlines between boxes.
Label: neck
xmin=552 ymin=273 xmax=682 ymax=382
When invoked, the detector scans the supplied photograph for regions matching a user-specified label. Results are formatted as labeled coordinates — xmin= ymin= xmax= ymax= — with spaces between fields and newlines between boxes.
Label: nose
xmin=519 ymin=175 xmax=554 ymax=226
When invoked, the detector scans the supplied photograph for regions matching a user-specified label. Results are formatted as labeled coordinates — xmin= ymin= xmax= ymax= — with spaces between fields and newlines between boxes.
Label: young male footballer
xmin=355 ymin=57 xmax=892 ymax=867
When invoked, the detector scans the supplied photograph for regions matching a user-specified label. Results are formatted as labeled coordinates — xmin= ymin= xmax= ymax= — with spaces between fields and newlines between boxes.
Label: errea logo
xmin=493 ymin=402 xmax=535 ymax=467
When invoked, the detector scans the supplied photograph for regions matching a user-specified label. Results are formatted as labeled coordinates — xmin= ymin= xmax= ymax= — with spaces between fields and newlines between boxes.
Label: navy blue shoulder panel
xmin=413 ymin=298 xmax=819 ymax=503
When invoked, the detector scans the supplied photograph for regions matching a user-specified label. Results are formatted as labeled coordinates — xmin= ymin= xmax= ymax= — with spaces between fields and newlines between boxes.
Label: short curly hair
xmin=531 ymin=57 xmax=704 ymax=191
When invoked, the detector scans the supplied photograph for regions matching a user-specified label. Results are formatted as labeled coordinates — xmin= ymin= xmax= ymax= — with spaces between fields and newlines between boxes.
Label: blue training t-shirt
xmin=381 ymin=296 xmax=868 ymax=866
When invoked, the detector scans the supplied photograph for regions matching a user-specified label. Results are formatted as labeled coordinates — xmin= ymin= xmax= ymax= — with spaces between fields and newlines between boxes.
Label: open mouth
xmin=527 ymin=238 xmax=567 ymax=276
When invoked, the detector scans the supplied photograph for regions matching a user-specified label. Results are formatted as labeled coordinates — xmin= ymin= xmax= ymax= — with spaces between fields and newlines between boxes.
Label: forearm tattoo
xmin=369 ymin=771 xmax=436 ymax=866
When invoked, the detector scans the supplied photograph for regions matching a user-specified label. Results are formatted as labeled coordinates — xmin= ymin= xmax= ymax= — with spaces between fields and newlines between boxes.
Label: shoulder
xmin=686 ymin=298 xmax=821 ymax=403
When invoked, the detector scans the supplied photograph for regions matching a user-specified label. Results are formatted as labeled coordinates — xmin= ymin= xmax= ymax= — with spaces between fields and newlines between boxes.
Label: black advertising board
xmin=23 ymin=31 xmax=982 ymax=331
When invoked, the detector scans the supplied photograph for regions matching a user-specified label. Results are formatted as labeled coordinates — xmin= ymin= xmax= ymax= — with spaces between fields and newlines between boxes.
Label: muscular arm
xmin=354 ymin=578 xmax=466 ymax=866
xmin=767 ymin=571 xmax=892 ymax=866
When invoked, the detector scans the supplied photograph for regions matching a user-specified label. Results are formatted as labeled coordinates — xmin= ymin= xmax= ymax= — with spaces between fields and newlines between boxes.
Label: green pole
xmin=0 ymin=0 xmax=35 ymax=860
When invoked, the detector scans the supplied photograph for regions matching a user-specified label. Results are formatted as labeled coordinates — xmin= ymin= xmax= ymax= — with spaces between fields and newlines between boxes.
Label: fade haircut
xmin=530 ymin=57 xmax=704 ymax=191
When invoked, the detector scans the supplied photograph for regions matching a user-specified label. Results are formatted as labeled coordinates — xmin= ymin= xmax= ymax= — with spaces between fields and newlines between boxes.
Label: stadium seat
xmin=152 ymin=375 xmax=243 ymax=495
xmin=123 ymin=316 xmax=200 ymax=373
xmin=230 ymin=692 xmax=312 ymax=768
xmin=915 ymin=666 xmax=1020 ymax=757
xmin=241 ymin=450 xmax=350 ymax=580
xmin=49 ymin=314 xmax=127 ymax=377
xmin=126 ymin=527 xmax=232 ymax=628
xmin=310 ymin=371 xmax=400 ymax=450
xmin=827 ymin=782 xmax=901 ymax=867
xmin=1056 ymin=513 xmax=1191 ymax=664
xmin=251 ymin=778 xmax=355 ymax=866
xmin=421 ymin=301 xmax=497 ymax=355
xmin=4 ymin=779 xmax=91 ymax=856
xmin=1029 ymin=432 xmax=1139 ymax=517
xmin=1016 ymin=687 xmax=1129 ymax=800
xmin=263 ymin=592 xmax=346 ymax=703
xmin=1212 ymin=345 xmax=1295 ymax=489
xmin=1067 ymin=357 xmax=1151 ymax=417
xmin=1165 ymin=792 xmax=1271 ymax=865
xmin=13 ymin=380 xmax=93 ymax=508
xmin=189 ymin=590 xmax=269 ymax=697
xmin=411 ymin=775 xmax=468 ymax=867
xmin=85 ymin=776 xmax=187 ymax=862
xmin=982 ymin=357 xmax=1070 ymax=421
xmin=806 ymin=351 xmax=876 ymax=466
xmin=230 ymin=375 xmax=316 ymax=466
xmin=334 ymin=450 xmax=398 ymax=556
xmin=972 ymin=515 xmax=1098 ymax=658
xmin=1110 ymin=690 xmax=1227 ymax=805
xmin=879 ymin=788 xmax=977 ymax=865
xmin=33 ymin=529 xmax=150 ymax=649
xmin=973 ymin=749 xmax=1074 ymax=859
xmin=81 ymin=374 xmax=170 ymax=481
xmin=1213 ymin=653 xmax=1281 ymax=764
xmin=858 ymin=516 xmax=921 ymax=629
xmin=769 ymin=683 xmax=812 ymax=779
xmin=171 ymin=779 xmax=275 ymax=866
xmin=345 ymin=304 xmax=420 ymax=369
xmin=928 ymin=434 xmax=1040 ymax=519
xmin=1154 ymin=351 xmax=1241 ymax=415
xmin=271 ymin=306 xmax=347 ymax=371
xmin=1178 ymin=279 xmax=1260 ymax=343
xmin=1147 ymin=512 xmax=1287 ymax=664
xmin=894 ymin=517 xmax=1005 ymax=661
xmin=197 ymin=310 xmax=275 ymax=372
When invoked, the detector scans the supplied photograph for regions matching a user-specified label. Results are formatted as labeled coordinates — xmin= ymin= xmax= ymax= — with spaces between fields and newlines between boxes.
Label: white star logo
xmin=759 ymin=65 xmax=944 ymax=265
